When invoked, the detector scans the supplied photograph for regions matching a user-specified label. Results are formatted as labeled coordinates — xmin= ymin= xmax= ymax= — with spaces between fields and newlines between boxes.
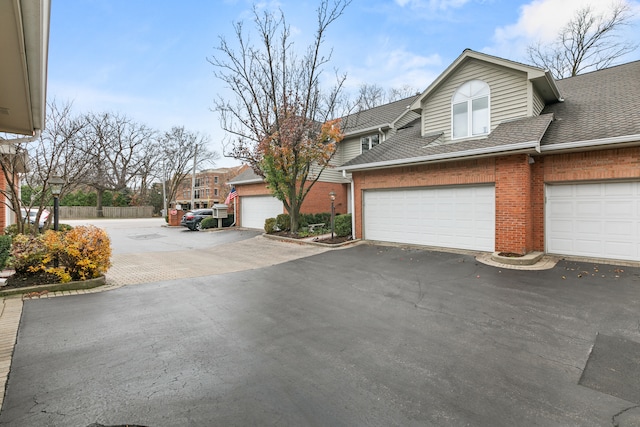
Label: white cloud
xmin=486 ymin=0 xmax=640 ymax=61
xmin=345 ymin=47 xmax=443 ymax=92
xmin=394 ymin=0 xmax=470 ymax=10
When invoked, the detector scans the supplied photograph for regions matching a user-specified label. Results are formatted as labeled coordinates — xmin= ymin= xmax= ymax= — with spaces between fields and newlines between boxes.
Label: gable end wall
xmin=422 ymin=59 xmax=529 ymax=140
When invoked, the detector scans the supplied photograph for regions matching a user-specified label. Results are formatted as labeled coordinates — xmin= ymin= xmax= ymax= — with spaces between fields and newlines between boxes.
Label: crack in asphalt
xmin=612 ymin=404 xmax=640 ymax=426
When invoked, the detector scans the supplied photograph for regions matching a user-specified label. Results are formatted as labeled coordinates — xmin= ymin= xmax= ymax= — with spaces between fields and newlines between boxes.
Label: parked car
xmin=20 ymin=207 xmax=50 ymax=230
xmin=180 ymin=209 xmax=213 ymax=231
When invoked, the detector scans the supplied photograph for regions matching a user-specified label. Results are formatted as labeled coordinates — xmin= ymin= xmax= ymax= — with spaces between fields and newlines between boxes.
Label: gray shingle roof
xmin=342 ymin=60 xmax=640 ymax=170
xmin=342 ymin=114 xmax=553 ymax=169
xmin=228 ymin=168 xmax=263 ymax=184
xmin=341 ymin=95 xmax=420 ymax=134
xmin=541 ymin=60 xmax=640 ymax=145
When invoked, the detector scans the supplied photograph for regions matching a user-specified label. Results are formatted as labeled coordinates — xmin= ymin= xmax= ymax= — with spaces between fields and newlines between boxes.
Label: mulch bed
xmin=271 ymin=231 xmax=352 ymax=245
xmin=2 ymin=271 xmax=61 ymax=289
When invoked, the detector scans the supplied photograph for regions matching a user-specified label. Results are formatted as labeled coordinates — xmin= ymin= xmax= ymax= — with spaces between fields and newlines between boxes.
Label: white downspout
xmin=350 ymin=177 xmax=355 ymax=240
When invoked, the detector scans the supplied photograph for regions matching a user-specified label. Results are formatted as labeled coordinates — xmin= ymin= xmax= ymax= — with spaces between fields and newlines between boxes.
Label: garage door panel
xmin=546 ymin=182 xmax=640 ymax=261
xmin=605 ymin=201 xmax=633 ymax=216
xmin=241 ymin=196 xmax=283 ymax=229
xmin=364 ymin=186 xmax=495 ymax=252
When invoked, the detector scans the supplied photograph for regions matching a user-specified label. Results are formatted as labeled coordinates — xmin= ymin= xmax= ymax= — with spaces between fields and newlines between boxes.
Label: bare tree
xmin=355 ymin=83 xmax=419 ymax=110
xmin=0 ymin=100 xmax=88 ymax=233
xmin=527 ymin=2 xmax=637 ymax=79
xmin=76 ymin=112 xmax=157 ymax=217
xmin=160 ymin=126 xmax=219 ymax=209
xmin=209 ymin=0 xmax=351 ymax=232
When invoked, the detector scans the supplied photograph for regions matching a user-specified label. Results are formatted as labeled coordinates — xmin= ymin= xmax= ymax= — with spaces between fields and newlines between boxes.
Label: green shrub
xmin=299 ymin=213 xmax=314 ymax=228
xmin=222 ymin=214 xmax=234 ymax=227
xmin=313 ymin=212 xmax=331 ymax=225
xmin=0 ymin=235 xmax=12 ymax=270
xmin=334 ymin=214 xmax=352 ymax=237
xmin=5 ymin=223 xmax=34 ymax=237
xmin=276 ymin=213 xmax=290 ymax=231
xmin=201 ymin=217 xmax=217 ymax=229
xmin=264 ymin=217 xmax=277 ymax=234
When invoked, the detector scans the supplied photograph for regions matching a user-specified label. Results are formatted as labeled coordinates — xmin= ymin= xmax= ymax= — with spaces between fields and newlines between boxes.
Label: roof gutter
xmin=341 ymin=140 xmax=540 ymax=172
xmin=0 ymin=129 xmax=41 ymax=145
xmin=343 ymin=123 xmax=392 ymax=137
xmin=228 ymin=177 xmax=264 ymax=185
xmin=540 ymin=134 xmax=640 ymax=153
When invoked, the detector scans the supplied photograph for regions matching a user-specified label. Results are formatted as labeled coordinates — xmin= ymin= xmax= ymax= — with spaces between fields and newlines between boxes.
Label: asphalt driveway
xmin=1 ymin=244 xmax=639 ymax=426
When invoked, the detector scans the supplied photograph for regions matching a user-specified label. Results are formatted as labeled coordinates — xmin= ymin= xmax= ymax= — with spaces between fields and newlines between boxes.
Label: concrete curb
xmin=0 ymin=275 xmax=107 ymax=299
xmin=0 ymin=298 xmax=22 ymax=411
xmin=262 ymin=233 xmax=362 ymax=249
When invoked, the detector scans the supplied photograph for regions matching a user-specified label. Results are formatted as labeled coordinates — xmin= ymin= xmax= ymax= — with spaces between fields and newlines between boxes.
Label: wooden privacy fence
xmin=59 ymin=206 xmax=154 ymax=219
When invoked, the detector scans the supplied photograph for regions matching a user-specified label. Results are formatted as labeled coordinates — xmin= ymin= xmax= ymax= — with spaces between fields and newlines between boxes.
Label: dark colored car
xmin=180 ymin=209 xmax=212 ymax=231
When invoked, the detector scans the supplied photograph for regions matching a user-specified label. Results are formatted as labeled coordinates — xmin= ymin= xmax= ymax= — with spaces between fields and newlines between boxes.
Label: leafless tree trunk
xmin=527 ymin=2 xmax=637 ymax=79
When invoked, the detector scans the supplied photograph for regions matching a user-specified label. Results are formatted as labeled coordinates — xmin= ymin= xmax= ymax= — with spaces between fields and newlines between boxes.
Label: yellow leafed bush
xmin=10 ymin=225 xmax=112 ymax=283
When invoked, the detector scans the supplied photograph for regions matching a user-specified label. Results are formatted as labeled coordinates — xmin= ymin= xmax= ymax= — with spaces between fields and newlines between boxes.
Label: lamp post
xmin=329 ymin=190 xmax=336 ymax=240
xmin=49 ymin=176 xmax=64 ymax=232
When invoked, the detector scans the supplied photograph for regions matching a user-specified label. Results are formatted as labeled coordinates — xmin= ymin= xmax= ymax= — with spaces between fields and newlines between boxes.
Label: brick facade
xmin=351 ymin=146 xmax=640 ymax=255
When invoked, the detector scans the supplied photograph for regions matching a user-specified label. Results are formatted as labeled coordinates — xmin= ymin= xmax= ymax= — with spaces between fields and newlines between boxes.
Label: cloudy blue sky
xmin=48 ymin=0 xmax=640 ymax=167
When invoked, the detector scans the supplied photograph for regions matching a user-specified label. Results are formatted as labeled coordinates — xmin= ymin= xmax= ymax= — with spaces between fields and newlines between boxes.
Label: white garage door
xmin=363 ymin=185 xmax=495 ymax=251
xmin=240 ymin=195 xmax=283 ymax=229
xmin=546 ymin=182 xmax=640 ymax=261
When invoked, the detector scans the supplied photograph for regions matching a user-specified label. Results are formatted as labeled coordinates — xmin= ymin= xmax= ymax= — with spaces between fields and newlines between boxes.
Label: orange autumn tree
xmin=259 ymin=104 xmax=343 ymax=232
xmin=209 ymin=0 xmax=351 ymax=232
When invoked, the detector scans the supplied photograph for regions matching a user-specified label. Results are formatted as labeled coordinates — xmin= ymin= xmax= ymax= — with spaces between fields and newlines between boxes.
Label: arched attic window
xmin=451 ymin=79 xmax=490 ymax=139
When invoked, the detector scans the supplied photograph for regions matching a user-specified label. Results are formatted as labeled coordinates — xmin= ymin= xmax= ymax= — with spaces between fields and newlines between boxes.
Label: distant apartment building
xmin=174 ymin=165 xmax=247 ymax=210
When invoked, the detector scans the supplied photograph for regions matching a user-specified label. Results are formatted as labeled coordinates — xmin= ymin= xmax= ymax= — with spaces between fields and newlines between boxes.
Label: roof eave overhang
xmin=540 ymin=134 xmax=640 ymax=154
xmin=0 ymin=0 xmax=50 ymax=136
xmin=342 ymin=140 xmax=541 ymax=172
xmin=343 ymin=123 xmax=392 ymax=138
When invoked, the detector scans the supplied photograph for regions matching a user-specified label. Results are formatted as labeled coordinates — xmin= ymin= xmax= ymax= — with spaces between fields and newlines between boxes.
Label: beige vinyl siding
xmin=341 ymin=135 xmax=363 ymax=163
xmin=532 ymin=88 xmax=545 ymax=116
xmin=422 ymin=59 xmax=529 ymax=141
xmin=308 ymin=147 xmax=350 ymax=183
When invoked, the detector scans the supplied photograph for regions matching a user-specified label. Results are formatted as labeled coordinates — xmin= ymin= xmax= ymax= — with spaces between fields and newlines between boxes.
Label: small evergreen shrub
xmin=0 ymin=235 xmax=11 ymax=270
xmin=222 ymin=214 xmax=235 ymax=227
xmin=201 ymin=217 xmax=217 ymax=229
xmin=334 ymin=214 xmax=352 ymax=237
xmin=313 ymin=212 xmax=331 ymax=225
xmin=276 ymin=213 xmax=291 ymax=231
xmin=264 ymin=218 xmax=277 ymax=234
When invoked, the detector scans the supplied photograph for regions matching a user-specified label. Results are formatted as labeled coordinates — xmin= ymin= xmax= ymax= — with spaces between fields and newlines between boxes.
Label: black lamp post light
xmin=49 ymin=176 xmax=64 ymax=232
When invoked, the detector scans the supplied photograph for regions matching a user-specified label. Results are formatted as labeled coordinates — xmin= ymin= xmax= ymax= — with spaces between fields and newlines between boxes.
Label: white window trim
xmin=360 ymin=133 xmax=381 ymax=154
xmin=451 ymin=80 xmax=490 ymax=140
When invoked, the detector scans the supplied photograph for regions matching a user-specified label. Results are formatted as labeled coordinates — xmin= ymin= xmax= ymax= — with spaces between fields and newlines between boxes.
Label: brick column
xmin=495 ymin=154 xmax=534 ymax=255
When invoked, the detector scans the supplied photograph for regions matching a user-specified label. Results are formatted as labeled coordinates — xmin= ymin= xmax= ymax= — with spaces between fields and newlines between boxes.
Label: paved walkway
xmin=0 ymin=235 xmax=332 ymax=411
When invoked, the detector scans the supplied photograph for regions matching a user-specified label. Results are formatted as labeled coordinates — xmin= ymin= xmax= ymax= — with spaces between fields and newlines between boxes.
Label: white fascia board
xmin=343 ymin=123 xmax=391 ymax=137
xmin=540 ymin=134 xmax=640 ymax=153
xmin=341 ymin=140 xmax=540 ymax=172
